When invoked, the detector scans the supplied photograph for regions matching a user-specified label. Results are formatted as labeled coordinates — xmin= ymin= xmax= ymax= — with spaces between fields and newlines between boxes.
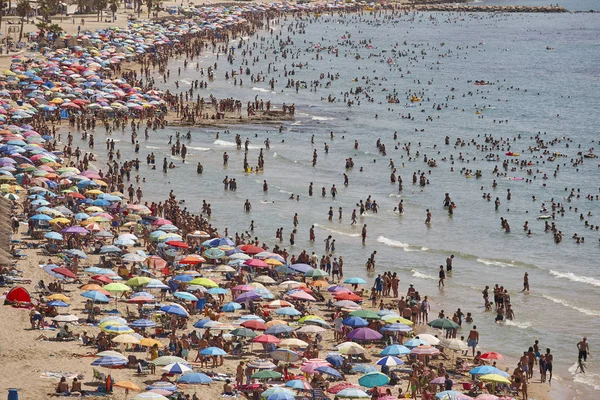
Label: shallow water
xmin=76 ymin=8 xmax=600 ymax=398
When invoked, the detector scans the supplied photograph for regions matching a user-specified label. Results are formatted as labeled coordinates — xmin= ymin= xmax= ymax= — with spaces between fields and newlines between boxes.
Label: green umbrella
xmin=252 ymin=370 xmax=282 ymax=380
xmin=349 ymin=310 xmax=381 ymax=320
xmin=305 ymin=269 xmax=328 ymax=278
xmin=231 ymin=327 xmax=257 ymax=338
xmin=104 ymin=283 xmax=132 ymax=293
xmin=427 ymin=318 xmax=459 ymax=330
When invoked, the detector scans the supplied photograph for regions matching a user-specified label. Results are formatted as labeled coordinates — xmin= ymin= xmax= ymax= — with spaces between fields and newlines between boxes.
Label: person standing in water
xmin=522 ymin=272 xmax=530 ymax=292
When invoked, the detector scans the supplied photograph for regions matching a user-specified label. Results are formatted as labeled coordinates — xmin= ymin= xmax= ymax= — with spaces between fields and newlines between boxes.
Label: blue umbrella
xmin=174 ymin=291 xmax=198 ymax=301
xmin=358 ymin=372 xmax=390 ymax=388
xmin=146 ymin=382 xmax=178 ymax=392
xmin=178 ymin=372 xmax=213 ymax=384
xmin=342 ymin=316 xmax=369 ymax=328
xmin=30 ymin=214 xmax=52 ymax=220
xmin=91 ymin=356 xmax=127 ymax=367
xmin=344 ymin=277 xmax=367 ymax=285
xmin=44 ymin=231 xmax=64 ymax=240
xmin=274 ymin=307 xmax=301 ymax=316
xmin=265 ymin=324 xmax=295 ymax=335
xmin=81 ymin=291 xmax=110 ymax=303
xmin=377 ymin=309 xmax=399 ymax=317
xmin=274 ymin=265 xmax=296 ymax=274
xmin=403 ymin=338 xmax=430 ymax=348
xmin=469 ymin=365 xmax=509 ymax=377
xmin=351 ymin=364 xmax=378 ymax=374
xmin=199 ymin=347 xmax=227 ymax=356
xmin=267 ymin=393 xmax=295 ymax=400
xmin=376 ymin=356 xmax=404 ymax=366
xmin=207 ymin=287 xmax=229 ymax=295
xmin=221 ymin=302 xmax=242 ymax=312
xmin=325 ymin=354 xmax=344 ymax=368
xmin=315 ymin=366 xmax=343 ymax=379
xmin=92 ymin=199 xmax=111 ymax=207
xmin=285 ymin=380 xmax=311 ymax=390
xmin=160 ymin=305 xmax=189 ymax=317
xmin=173 ymin=274 xmax=195 ymax=283
xmin=270 ymin=349 xmax=301 ymax=363
xmin=193 ymin=319 xmax=212 ymax=328
xmin=380 ymin=344 xmax=411 ymax=356
xmin=336 ymin=388 xmax=370 ymax=398
xmin=65 ymin=249 xmax=88 ymax=259
xmin=47 ymin=300 xmax=69 ymax=307
xmin=381 ymin=323 xmax=412 ymax=333
xmin=130 ymin=319 xmax=157 ymax=328
xmin=162 ymin=362 xmax=192 ymax=374
xmin=43 ymin=264 xmax=64 ymax=279
xmin=99 ymin=245 xmax=122 ymax=254
xmin=202 ymin=237 xmax=235 ymax=247
xmin=289 ymin=263 xmax=313 ymax=274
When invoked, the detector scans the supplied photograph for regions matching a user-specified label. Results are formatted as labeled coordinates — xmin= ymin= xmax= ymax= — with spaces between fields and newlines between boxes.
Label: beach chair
xmin=35 ymin=280 xmax=51 ymax=295
xmin=137 ymin=362 xmax=151 ymax=375
xmin=92 ymin=368 xmax=105 ymax=382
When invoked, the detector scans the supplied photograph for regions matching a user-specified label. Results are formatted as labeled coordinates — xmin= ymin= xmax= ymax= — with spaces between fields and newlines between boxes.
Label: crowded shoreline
xmin=0 ymin=1 xmax=597 ymax=400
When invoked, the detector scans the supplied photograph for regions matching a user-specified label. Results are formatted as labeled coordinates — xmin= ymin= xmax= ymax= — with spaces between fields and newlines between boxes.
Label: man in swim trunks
xmin=577 ymin=337 xmax=590 ymax=362
xmin=467 ymin=326 xmax=479 ymax=357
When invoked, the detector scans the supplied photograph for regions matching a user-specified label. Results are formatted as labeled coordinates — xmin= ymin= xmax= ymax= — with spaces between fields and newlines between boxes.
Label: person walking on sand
xmin=467 ymin=326 xmax=479 ymax=357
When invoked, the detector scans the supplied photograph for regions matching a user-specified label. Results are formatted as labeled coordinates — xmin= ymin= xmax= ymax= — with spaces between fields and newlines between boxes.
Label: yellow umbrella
xmin=2 ymin=70 xmax=16 ymax=76
xmin=139 ymin=338 xmax=164 ymax=347
xmin=85 ymin=189 xmax=104 ymax=195
xmin=50 ymin=217 xmax=71 ymax=224
xmin=336 ymin=341 xmax=366 ymax=355
xmin=188 ymin=277 xmax=218 ymax=288
xmin=279 ymin=338 xmax=309 ymax=348
xmin=265 ymin=258 xmax=283 ymax=266
xmin=85 ymin=206 xmax=104 ymax=213
xmin=127 ymin=276 xmax=151 ymax=287
xmin=382 ymin=315 xmax=414 ymax=326
xmin=310 ymin=280 xmax=329 ymax=288
xmin=47 ymin=294 xmax=70 ymax=302
xmin=114 ymin=381 xmax=141 ymax=391
xmin=479 ymin=374 xmax=512 ymax=385
xmin=265 ymin=320 xmax=288 ymax=328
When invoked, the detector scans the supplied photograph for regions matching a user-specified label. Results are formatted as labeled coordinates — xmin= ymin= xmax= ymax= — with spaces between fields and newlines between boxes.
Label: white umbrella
xmin=112 ymin=334 xmax=141 ymax=344
xmin=52 ymin=314 xmax=79 ymax=322
xmin=439 ymin=338 xmax=469 ymax=351
xmin=416 ymin=334 xmax=441 ymax=345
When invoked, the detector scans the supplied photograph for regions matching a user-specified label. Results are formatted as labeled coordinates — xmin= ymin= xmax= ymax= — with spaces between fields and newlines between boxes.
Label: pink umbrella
xmin=244 ymin=259 xmax=269 ymax=268
xmin=288 ymin=291 xmax=316 ymax=301
xmin=152 ymin=218 xmax=173 ymax=226
xmin=410 ymin=345 xmax=440 ymax=356
xmin=253 ymin=334 xmax=280 ymax=344
xmin=300 ymin=361 xmax=331 ymax=374
xmin=232 ymin=285 xmax=255 ymax=292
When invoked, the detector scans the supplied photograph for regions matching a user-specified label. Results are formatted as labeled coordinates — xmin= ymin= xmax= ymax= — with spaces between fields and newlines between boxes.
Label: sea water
xmin=77 ymin=7 xmax=600 ymax=398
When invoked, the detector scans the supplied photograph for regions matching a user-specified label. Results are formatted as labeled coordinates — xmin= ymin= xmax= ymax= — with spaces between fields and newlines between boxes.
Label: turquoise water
xmin=77 ymin=8 xmax=600 ymax=398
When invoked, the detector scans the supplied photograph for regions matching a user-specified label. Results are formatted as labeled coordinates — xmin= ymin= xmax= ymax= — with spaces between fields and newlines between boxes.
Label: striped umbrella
xmin=162 ymin=362 xmax=192 ymax=375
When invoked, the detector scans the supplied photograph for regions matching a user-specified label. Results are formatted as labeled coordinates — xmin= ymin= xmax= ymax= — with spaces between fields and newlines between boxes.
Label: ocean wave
xmin=411 ymin=269 xmax=437 ymax=280
xmin=252 ymin=87 xmax=273 ymax=93
xmin=213 ymin=139 xmax=262 ymax=150
xmin=312 ymin=116 xmax=336 ymax=121
xmin=388 ymin=193 xmax=402 ymax=198
xmin=568 ymin=364 xmax=600 ymax=391
xmin=542 ymin=295 xmax=600 ymax=317
xmin=476 ymin=258 xmax=516 ymax=268
xmin=291 ymin=121 xmax=303 ymax=126
xmin=187 ymin=146 xmax=211 ymax=151
xmin=377 ymin=236 xmax=425 ymax=252
xmin=314 ymin=223 xmax=360 ymax=237
xmin=549 ymin=270 xmax=600 ymax=287
xmin=146 ymin=146 xmax=161 ymax=149
xmin=502 ymin=320 xmax=531 ymax=330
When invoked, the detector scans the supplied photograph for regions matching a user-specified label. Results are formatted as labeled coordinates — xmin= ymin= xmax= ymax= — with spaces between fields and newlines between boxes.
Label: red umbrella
xmin=165 ymin=240 xmax=189 ymax=249
xmin=68 ymin=192 xmax=86 ymax=200
xmin=52 ymin=267 xmax=77 ymax=279
xmin=239 ymin=245 xmax=265 ymax=255
xmin=147 ymin=255 xmax=167 ymax=269
xmin=126 ymin=296 xmax=155 ymax=304
xmin=334 ymin=292 xmax=362 ymax=301
xmin=178 ymin=255 xmax=206 ymax=265
xmin=480 ymin=352 xmax=504 ymax=360
xmin=241 ymin=320 xmax=267 ymax=330
xmin=327 ymin=383 xmax=359 ymax=394
xmin=244 ymin=259 xmax=269 ymax=268
xmin=91 ymin=275 xmax=113 ymax=284
xmin=152 ymin=218 xmax=173 ymax=226
xmin=253 ymin=334 xmax=280 ymax=344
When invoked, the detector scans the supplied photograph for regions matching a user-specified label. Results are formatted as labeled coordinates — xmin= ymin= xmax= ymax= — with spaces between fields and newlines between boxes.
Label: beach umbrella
xmin=285 ymin=379 xmax=312 ymax=390
xmin=479 ymin=352 xmax=504 ymax=360
xmin=247 ymin=360 xmax=277 ymax=370
xmin=123 ymin=253 xmax=147 ymax=262
xmin=416 ymin=334 xmax=441 ymax=345
xmin=358 ymin=372 xmax=389 ymax=388
xmin=381 ymin=315 xmax=413 ymax=325
xmin=270 ymin=349 xmax=301 ymax=362
xmin=304 ymin=269 xmax=328 ymax=278
xmin=188 ymin=277 xmax=218 ymax=288
xmin=221 ymin=302 xmax=242 ymax=312
xmin=346 ymin=327 xmax=382 ymax=341
xmin=253 ymin=334 xmax=280 ymax=344
xmin=469 ymin=366 xmax=509 ymax=377
xmin=162 ymin=362 xmax=192 ymax=375
xmin=130 ymin=319 xmax=157 ymax=328
xmin=47 ymin=300 xmax=69 ymax=307
xmin=265 ymin=324 xmax=294 ymax=335
xmin=279 ymin=338 xmax=309 ymax=348
xmin=265 ymin=320 xmax=289 ymax=328
xmin=100 ymin=245 xmax=122 ymax=254
xmin=104 ymin=283 xmax=131 ymax=293
xmin=410 ymin=345 xmax=441 ymax=356
xmin=376 ymin=356 xmax=404 ymax=366
xmin=102 ymin=324 xmax=134 ymax=335
xmin=324 ymin=354 xmax=345 ymax=368
xmin=231 ymin=327 xmax=257 ymax=338
xmin=133 ymin=392 xmax=168 ymax=400
xmin=336 ymin=388 xmax=371 ymax=398
xmin=160 ymin=304 xmax=189 ymax=317
xmin=114 ymin=380 xmax=141 ymax=391
xmin=177 ymin=372 xmax=213 ymax=384
xmin=479 ymin=374 xmax=511 ymax=385
xmin=91 ymin=356 xmax=128 ymax=367
xmin=344 ymin=277 xmax=366 ymax=285
xmin=403 ymin=338 xmax=430 ymax=348
xmin=274 ymin=307 xmax=301 ymax=316
xmin=254 ymin=275 xmax=276 ymax=284
xmin=336 ymin=342 xmax=365 ymax=355
xmin=51 ymin=267 xmax=77 ymax=279
xmin=203 ymin=248 xmax=225 ymax=260
xmin=207 ymin=287 xmax=229 ymax=295
xmin=342 ymin=316 xmax=369 ymax=328
xmin=81 ymin=291 xmax=110 ymax=302
xmin=112 ymin=334 xmax=140 ymax=344
xmin=381 ymin=323 xmax=412 ymax=333
xmin=127 ymin=276 xmax=152 ymax=287
xmin=380 ymin=344 xmax=411 ymax=356
xmin=289 ymin=263 xmax=313 ymax=273
xmin=213 ymin=265 xmax=236 ymax=273
xmin=439 ymin=338 xmax=468 ymax=351
xmin=266 ymin=392 xmax=294 ymax=400
xmin=252 ymin=370 xmax=282 ymax=380
xmin=173 ymin=291 xmax=198 ymax=301
xmin=435 ymin=391 xmax=470 ymax=400
xmin=428 ymin=318 xmax=459 ymax=330
xmin=150 ymin=356 xmax=188 ymax=366
xmin=199 ymin=347 xmax=227 ymax=356
xmin=315 ymin=366 xmax=343 ymax=379
xmin=296 ymin=325 xmax=326 ymax=334
xmin=334 ymin=300 xmax=361 ymax=309
xmin=235 ymin=291 xmax=262 ymax=303
xmin=44 ymin=231 xmax=63 ymax=241
xmin=349 ymin=310 xmax=380 ymax=320
xmin=139 ymin=338 xmax=164 ymax=348
xmin=288 ymin=290 xmax=316 ymax=301
xmin=350 ymin=365 xmax=378 ymax=374
xmin=145 ymin=279 xmax=169 ymax=289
